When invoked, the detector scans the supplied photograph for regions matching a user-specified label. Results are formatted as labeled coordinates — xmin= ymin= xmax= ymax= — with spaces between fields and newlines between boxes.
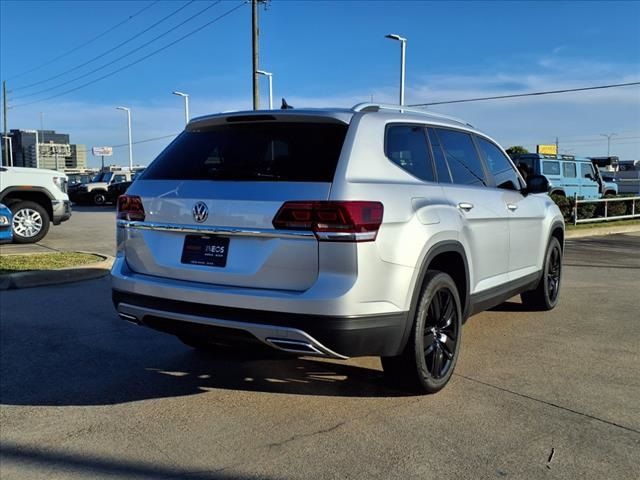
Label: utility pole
xmin=2 ymin=81 xmax=7 ymax=167
xmin=251 ymin=0 xmax=260 ymax=110
xmin=555 ymin=136 xmax=559 ymax=155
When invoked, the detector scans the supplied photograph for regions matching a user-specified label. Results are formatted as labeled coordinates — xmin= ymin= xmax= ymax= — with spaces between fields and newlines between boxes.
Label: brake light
xmin=117 ymin=195 xmax=145 ymax=221
xmin=273 ymin=201 xmax=383 ymax=242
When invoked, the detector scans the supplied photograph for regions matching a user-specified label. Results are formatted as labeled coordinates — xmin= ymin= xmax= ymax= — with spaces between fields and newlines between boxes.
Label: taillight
xmin=117 ymin=195 xmax=145 ymax=221
xmin=273 ymin=201 xmax=383 ymax=242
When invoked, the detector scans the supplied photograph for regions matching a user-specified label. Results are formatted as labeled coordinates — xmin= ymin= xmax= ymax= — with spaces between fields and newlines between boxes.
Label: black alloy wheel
xmin=381 ymin=270 xmax=462 ymax=394
xmin=423 ymin=288 xmax=459 ymax=380
xmin=546 ymin=243 xmax=561 ymax=304
xmin=521 ymin=236 xmax=563 ymax=310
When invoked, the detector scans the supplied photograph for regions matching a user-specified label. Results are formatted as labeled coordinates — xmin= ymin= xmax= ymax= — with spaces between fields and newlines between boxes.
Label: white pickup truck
xmin=0 ymin=167 xmax=72 ymax=243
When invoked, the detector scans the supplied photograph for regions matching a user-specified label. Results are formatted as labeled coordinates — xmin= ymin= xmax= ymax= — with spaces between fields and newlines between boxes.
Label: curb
xmin=565 ymin=223 xmax=640 ymax=239
xmin=0 ymin=252 xmax=114 ymax=290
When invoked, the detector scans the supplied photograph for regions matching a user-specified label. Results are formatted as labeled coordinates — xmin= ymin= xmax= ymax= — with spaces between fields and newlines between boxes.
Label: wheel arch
xmin=550 ymin=221 xmax=565 ymax=251
xmin=0 ymin=189 xmax=53 ymax=220
xmin=397 ymin=241 xmax=470 ymax=353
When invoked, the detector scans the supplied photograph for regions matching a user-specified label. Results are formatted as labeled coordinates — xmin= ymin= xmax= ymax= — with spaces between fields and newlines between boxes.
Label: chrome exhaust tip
xmin=118 ymin=312 xmax=140 ymax=325
xmin=266 ymin=338 xmax=325 ymax=356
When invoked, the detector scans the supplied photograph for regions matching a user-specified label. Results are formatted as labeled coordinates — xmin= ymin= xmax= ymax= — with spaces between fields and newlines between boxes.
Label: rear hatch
xmin=123 ymin=113 xmax=350 ymax=291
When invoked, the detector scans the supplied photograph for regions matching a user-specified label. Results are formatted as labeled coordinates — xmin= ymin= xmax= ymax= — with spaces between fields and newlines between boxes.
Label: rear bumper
xmin=112 ymin=289 xmax=410 ymax=358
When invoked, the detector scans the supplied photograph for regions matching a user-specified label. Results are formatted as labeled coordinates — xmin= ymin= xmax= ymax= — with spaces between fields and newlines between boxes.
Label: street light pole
xmin=172 ymin=91 xmax=190 ymax=125
xmin=600 ymin=133 xmax=617 ymax=156
xmin=2 ymin=135 xmax=13 ymax=166
xmin=385 ymin=34 xmax=407 ymax=105
xmin=116 ymin=106 xmax=133 ymax=170
xmin=256 ymin=70 xmax=273 ymax=109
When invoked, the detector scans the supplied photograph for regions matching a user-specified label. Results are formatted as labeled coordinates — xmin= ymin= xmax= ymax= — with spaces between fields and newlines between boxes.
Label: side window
xmin=426 ymin=128 xmax=452 ymax=183
xmin=476 ymin=137 xmax=521 ymax=190
xmin=433 ymin=128 xmax=486 ymax=186
xmin=112 ymin=174 xmax=127 ymax=183
xmin=580 ymin=163 xmax=595 ymax=179
xmin=542 ymin=161 xmax=560 ymax=175
xmin=563 ymin=162 xmax=576 ymax=178
xmin=385 ymin=125 xmax=434 ymax=182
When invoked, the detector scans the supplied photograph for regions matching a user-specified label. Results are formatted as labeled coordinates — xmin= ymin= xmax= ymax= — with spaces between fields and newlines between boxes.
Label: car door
xmin=475 ymin=136 xmax=547 ymax=279
xmin=428 ymin=127 xmax=510 ymax=294
xmin=561 ymin=161 xmax=579 ymax=198
xmin=579 ymin=162 xmax=600 ymax=199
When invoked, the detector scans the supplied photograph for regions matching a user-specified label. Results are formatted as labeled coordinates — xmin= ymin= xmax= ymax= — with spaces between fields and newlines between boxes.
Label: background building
xmin=68 ymin=144 xmax=87 ymax=169
xmin=1 ymin=129 xmax=86 ymax=170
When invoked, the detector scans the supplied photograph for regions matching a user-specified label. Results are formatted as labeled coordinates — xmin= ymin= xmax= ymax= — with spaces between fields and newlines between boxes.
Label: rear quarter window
xmin=141 ymin=122 xmax=348 ymax=182
xmin=385 ymin=125 xmax=435 ymax=182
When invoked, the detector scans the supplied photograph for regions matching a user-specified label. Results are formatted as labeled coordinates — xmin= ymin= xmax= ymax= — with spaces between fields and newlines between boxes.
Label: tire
xmin=92 ymin=191 xmax=107 ymax=206
xmin=381 ymin=271 xmax=463 ymax=394
xmin=10 ymin=201 xmax=50 ymax=244
xmin=521 ymin=237 xmax=562 ymax=310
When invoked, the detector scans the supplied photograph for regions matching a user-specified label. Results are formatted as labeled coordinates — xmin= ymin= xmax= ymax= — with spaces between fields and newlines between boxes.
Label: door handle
xmin=458 ymin=202 xmax=474 ymax=212
xmin=507 ymin=204 xmax=518 ymax=211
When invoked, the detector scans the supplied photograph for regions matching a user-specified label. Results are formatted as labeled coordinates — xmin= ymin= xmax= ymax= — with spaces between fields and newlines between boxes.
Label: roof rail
xmin=351 ymin=102 xmax=474 ymax=128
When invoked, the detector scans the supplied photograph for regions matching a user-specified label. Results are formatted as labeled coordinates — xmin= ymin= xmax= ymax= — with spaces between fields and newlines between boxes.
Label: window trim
xmin=383 ymin=122 xmax=437 ymax=184
xmin=474 ymin=134 xmax=526 ymax=191
xmin=429 ymin=126 xmax=491 ymax=188
xmin=425 ymin=126 xmax=453 ymax=184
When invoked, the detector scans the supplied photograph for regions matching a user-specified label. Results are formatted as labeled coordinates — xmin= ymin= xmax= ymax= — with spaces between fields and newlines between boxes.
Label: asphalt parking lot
xmin=1 ymin=209 xmax=639 ymax=480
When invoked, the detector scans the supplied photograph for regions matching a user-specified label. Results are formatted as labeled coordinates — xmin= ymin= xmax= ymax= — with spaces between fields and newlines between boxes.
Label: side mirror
xmin=525 ymin=174 xmax=549 ymax=195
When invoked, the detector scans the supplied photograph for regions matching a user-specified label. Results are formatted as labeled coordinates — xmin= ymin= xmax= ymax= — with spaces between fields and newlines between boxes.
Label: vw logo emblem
xmin=192 ymin=201 xmax=208 ymax=223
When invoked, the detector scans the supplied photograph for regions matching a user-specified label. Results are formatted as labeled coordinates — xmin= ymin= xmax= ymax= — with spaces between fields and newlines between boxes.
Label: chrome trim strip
xmin=314 ymin=231 xmax=376 ymax=241
xmin=117 ymin=220 xmax=314 ymax=239
xmin=117 ymin=303 xmax=349 ymax=360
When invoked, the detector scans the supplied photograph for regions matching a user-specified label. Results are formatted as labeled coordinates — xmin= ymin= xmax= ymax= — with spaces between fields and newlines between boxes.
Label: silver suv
xmin=111 ymin=103 xmax=564 ymax=393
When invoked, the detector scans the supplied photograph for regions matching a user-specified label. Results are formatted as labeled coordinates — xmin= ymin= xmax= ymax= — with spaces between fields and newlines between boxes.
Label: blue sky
xmin=1 ymin=0 xmax=639 ymax=167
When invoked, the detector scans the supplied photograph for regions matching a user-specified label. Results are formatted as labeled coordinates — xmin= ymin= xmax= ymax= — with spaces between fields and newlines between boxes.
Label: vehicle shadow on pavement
xmin=0 ymin=328 xmax=412 ymax=407
xmin=70 ymin=205 xmax=116 ymax=212
xmin=1 ymin=441 xmax=274 ymax=480
xmin=489 ymin=301 xmax=531 ymax=312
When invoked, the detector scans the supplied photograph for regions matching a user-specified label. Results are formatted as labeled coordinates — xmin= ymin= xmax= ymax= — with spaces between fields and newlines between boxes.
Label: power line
xmin=12 ymin=1 xmax=218 ymax=101
xmin=560 ymin=136 xmax=640 ymax=145
xmin=13 ymin=1 xmax=195 ymax=93
xmin=6 ymin=1 xmax=160 ymax=81
xmin=409 ymin=82 xmax=640 ymax=107
xmin=11 ymin=1 xmax=247 ymax=109
xmin=70 ymin=133 xmax=180 ymax=155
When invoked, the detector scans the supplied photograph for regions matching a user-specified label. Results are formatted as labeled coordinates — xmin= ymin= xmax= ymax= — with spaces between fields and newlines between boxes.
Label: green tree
xmin=505 ymin=146 xmax=529 ymax=159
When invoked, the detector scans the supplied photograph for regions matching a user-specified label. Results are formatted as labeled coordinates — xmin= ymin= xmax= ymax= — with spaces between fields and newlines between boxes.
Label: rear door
xmin=124 ymin=119 xmax=349 ymax=291
xmin=428 ymin=127 xmax=510 ymax=294
xmin=561 ymin=161 xmax=579 ymax=198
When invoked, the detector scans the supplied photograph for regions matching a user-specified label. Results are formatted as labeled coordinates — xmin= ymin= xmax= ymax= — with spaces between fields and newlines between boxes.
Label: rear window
xmin=141 ymin=122 xmax=348 ymax=182
xmin=563 ymin=162 xmax=576 ymax=178
xmin=543 ymin=161 xmax=560 ymax=175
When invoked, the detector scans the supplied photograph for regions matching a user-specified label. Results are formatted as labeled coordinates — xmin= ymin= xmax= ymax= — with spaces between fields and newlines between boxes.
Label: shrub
xmin=577 ymin=201 xmax=596 ymax=220
xmin=596 ymin=195 xmax=626 ymax=218
xmin=550 ymin=194 xmax=573 ymax=222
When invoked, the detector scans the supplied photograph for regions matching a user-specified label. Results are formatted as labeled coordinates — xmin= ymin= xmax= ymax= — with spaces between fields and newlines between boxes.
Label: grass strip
xmin=0 ymin=252 xmax=103 ymax=275
xmin=566 ymin=219 xmax=640 ymax=230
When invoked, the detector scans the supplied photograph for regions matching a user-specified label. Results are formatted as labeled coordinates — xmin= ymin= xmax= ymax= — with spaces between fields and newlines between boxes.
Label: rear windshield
xmin=141 ymin=122 xmax=348 ymax=182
